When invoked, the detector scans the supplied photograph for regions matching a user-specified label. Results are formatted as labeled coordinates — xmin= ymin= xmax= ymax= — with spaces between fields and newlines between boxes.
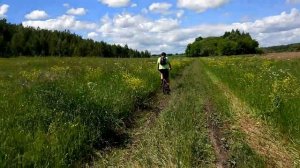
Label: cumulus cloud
xmin=63 ymin=3 xmax=70 ymax=8
xmin=151 ymin=18 xmax=180 ymax=32
xmin=255 ymin=28 xmax=300 ymax=46
xmin=87 ymin=32 xmax=99 ymax=39
xmin=66 ymin=8 xmax=87 ymax=15
xmin=149 ymin=2 xmax=172 ymax=14
xmin=93 ymin=8 xmax=300 ymax=53
xmin=22 ymin=15 xmax=97 ymax=30
xmin=131 ymin=3 xmax=137 ymax=7
xmin=177 ymin=0 xmax=230 ymax=13
xmin=21 ymin=8 xmax=300 ymax=54
xmin=0 ymin=4 xmax=9 ymax=18
xmin=176 ymin=10 xmax=184 ymax=18
xmin=233 ymin=8 xmax=300 ymax=34
xmin=25 ymin=10 xmax=48 ymax=20
xmin=94 ymin=13 xmax=181 ymax=53
xmin=98 ymin=0 xmax=131 ymax=7
xmin=141 ymin=8 xmax=148 ymax=14
xmin=178 ymin=8 xmax=300 ymax=47
xmin=286 ymin=0 xmax=300 ymax=4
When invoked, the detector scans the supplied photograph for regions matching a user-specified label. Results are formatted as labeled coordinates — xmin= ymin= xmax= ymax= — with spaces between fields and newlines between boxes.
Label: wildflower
xmin=85 ymin=67 xmax=103 ymax=80
xmin=122 ymin=72 xmax=144 ymax=90
xmin=19 ymin=69 xmax=42 ymax=82
xmin=87 ymin=82 xmax=97 ymax=90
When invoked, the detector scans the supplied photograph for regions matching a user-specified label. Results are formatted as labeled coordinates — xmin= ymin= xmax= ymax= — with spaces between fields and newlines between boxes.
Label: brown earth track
xmin=204 ymin=99 xmax=229 ymax=168
xmin=87 ymin=75 xmax=181 ymax=167
xmin=264 ymin=52 xmax=300 ymax=59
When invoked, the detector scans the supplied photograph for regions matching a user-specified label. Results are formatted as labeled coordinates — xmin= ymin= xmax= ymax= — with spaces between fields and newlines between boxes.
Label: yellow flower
xmin=244 ymin=73 xmax=255 ymax=81
xmin=85 ymin=67 xmax=103 ymax=80
xmin=50 ymin=66 xmax=70 ymax=75
xmin=19 ymin=69 xmax=42 ymax=82
xmin=122 ymin=72 xmax=144 ymax=90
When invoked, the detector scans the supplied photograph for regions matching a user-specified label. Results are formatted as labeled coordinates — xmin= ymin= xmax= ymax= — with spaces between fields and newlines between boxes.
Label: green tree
xmin=186 ymin=30 xmax=259 ymax=57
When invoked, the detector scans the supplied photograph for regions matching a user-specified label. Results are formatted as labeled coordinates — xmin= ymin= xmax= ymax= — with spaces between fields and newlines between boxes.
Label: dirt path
xmin=89 ymin=71 xmax=185 ymax=167
xmin=206 ymin=70 xmax=299 ymax=168
xmin=204 ymin=99 xmax=229 ymax=168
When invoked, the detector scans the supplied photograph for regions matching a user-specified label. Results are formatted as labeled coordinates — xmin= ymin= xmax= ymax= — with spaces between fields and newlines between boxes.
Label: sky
xmin=1 ymin=0 xmax=300 ymax=54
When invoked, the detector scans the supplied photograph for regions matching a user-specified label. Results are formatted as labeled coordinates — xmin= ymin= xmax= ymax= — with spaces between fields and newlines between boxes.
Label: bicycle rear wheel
xmin=162 ymin=79 xmax=170 ymax=94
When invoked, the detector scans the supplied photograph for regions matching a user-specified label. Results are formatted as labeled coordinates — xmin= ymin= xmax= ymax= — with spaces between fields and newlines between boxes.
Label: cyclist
xmin=157 ymin=52 xmax=172 ymax=86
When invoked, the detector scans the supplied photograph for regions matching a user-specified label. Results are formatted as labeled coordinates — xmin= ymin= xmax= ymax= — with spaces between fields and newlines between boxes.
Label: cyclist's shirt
xmin=157 ymin=57 xmax=170 ymax=70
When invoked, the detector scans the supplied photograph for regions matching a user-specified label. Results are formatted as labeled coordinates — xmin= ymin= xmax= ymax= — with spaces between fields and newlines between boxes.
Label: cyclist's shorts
xmin=159 ymin=69 xmax=169 ymax=80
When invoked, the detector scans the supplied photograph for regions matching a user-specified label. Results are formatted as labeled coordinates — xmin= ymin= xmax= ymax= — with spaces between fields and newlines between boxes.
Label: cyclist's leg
xmin=165 ymin=70 xmax=170 ymax=84
xmin=163 ymin=70 xmax=170 ymax=90
xmin=161 ymin=70 xmax=167 ymax=81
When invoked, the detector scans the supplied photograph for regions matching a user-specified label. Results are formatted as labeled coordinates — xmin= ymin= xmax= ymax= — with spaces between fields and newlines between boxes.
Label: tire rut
xmin=204 ymin=99 xmax=229 ymax=168
xmin=206 ymin=70 xmax=298 ymax=168
xmin=90 ymin=69 xmax=188 ymax=167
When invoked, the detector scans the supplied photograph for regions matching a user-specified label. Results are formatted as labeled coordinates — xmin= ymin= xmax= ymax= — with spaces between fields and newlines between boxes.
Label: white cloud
xmin=98 ymin=0 xmax=131 ymax=7
xmin=131 ymin=3 xmax=137 ymax=7
xmin=63 ymin=3 xmax=70 ymax=8
xmin=21 ymin=8 xmax=300 ymax=54
xmin=25 ymin=10 xmax=48 ymax=20
xmin=176 ymin=10 xmax=184 ymax=18
xmin=0 ymin=4 xmax=9 ymax=18
xmin=141 ymin=8 xmax=148 ymax=14
xmin=149 ymin=2 xmax=172 ymax=14
xmin=175 ymin=8 xmax=300 ymax=47
xmin=93 ymin=8 xmax=300 ymax=54
xmin=66 ymin=8 xmax=87 ymax=15
xmin=233 ymin=8 xmax=300 ymax=34
xmin=94 ymin=13 xmax=182 ymax=53
xmin=87 ymin=32 xmax=99 ymax=39
xmin=22 ymin=15 xmax=97 ymax=30
xmin=286 ymin=0 xmax=300 ymax=4
xmin=150 ymin=18 xmax=179 ymax=32
xmin=255 ymin=28 xmax=300 ymax=47
xmin=177 ymin=0 xmax=230 ymax=13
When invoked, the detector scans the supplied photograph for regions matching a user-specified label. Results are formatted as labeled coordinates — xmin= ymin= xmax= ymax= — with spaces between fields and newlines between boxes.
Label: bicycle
xmin=162 ymin=78 xmax=171 ymax=94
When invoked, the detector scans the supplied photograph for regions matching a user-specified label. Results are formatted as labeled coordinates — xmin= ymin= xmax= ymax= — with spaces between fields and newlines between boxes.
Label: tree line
xmin=185 ymin=29 xmax=261 ymax=57
xmin=0 ymin=19 xmax=151 ymax=58
xmin=262 ymin=43 xmax=300 ymax=53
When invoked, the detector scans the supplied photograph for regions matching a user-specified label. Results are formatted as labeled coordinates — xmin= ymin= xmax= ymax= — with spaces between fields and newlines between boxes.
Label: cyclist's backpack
xmin=160 ymin=56 xmax=167 ymax=65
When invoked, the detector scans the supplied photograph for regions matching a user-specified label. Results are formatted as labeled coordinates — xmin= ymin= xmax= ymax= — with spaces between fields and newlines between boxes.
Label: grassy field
xmin=97 ymin=54 xmax=300 ymax=167
xmin=0 ymin=57 xmax=190 ymax=167
xmin=1 ymin=54 xmax=300 ymax=167
xmin=202 ymin=55 xmax=300 ymax=145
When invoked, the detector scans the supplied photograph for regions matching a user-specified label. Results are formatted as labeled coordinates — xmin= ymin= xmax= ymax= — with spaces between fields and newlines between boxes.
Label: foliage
xmin=186 ymin=29 xmax=260 ymax=57
xmin=0 ymin=19 xmax=150 ymax=58
xmin=0 ymin=57 xmax=190 ymax=167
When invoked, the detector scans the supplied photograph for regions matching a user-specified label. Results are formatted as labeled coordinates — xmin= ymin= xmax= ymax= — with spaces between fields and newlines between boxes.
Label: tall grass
xmin=203 ymin=56 xmax=300 ymax=144
xmin=98 ymin=59 xmax=264 ymax=167
xmin=0 ymin=57 xmax=190 ymax=167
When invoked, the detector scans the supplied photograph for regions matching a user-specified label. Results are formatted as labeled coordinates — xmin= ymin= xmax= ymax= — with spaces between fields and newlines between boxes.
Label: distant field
xmin=0 ymin=57 xmax=190 ymax=167
xmin=264 ymin=52 xmax=300 ymax=59
xmin=203 ymin=55 xmax=300 ymax=145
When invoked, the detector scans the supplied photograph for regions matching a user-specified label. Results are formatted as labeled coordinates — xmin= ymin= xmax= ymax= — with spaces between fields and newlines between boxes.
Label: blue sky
xmin=1 ymin=0 xmax=300 ymax=54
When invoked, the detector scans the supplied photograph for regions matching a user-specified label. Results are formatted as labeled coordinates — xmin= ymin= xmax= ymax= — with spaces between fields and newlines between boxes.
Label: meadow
xmin=202 ymin=55 xmax=300 ymax=145
xmin=1 ymin=54 xmax=300 ymax=167
xmin=0 ymin=57 xmax=190 ymax=167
